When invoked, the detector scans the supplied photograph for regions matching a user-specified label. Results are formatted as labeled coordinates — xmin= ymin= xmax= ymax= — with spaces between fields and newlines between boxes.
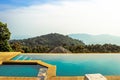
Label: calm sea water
xmin=12 ymin=54 xmax=120 ymax=76
xmin=0 ymin=65 xmax=43 ymax=77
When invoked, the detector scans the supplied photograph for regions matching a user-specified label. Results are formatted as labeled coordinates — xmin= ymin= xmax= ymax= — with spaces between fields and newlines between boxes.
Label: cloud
xmin=0 ymin=0 xmax=120 ymax=39
xmin=0 ymin=0 xmax=89 ymax=11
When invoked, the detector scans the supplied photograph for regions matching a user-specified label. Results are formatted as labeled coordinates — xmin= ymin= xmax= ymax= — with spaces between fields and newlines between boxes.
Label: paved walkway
xmin=49 ymin=76 xmax=84 ymax=80
xmin=49 ymin=76 xmax=120 ymax=80
xmin=0 ymin=77 xmax=39 ymax=80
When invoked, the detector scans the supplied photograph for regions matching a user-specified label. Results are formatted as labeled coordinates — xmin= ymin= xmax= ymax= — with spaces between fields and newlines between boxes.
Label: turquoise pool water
xmin=12 ymin=54 xmax=120 ymax=76
xmin=0 ymin=64 xmax=44 ymax=77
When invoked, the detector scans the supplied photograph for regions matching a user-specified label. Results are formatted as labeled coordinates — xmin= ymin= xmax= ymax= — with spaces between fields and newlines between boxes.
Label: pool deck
xmin=0 ymin=77 xmax=39 ymax=80
xmin=0 ymin=52 xmax=21 ymax=64
xmin=0 ymin=76 xmax=120 ymax=80
xmin=0 ymin=52 xmax=120 ymax=80
xmin=49 ymin=76 xmax=120 ymax=80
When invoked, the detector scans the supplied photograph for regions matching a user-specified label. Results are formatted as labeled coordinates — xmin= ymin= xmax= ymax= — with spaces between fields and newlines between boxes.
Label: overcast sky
xmin=0 ymin=0 xmax=120 ymax=39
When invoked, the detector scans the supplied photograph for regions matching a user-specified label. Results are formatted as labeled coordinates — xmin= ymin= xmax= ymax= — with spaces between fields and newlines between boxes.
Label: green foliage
xmin=0 ymin=21 xmax=12 ymax=51
xmin=22 ymin=46 xmax=32 ymax=53
xmin=10 ymin=42 xmax=24 ymax=52
xmin=0 ymin=40 xmax=12 ymax=51
xmin=10 ymin=33 xmax=85 ymax=53
xmin=21 ymin=33 xmax=85 ymax=47
xmin=85 ymin=44 xmax=120 ymax=53
xmin=64 ymin=45 xmax=89 ymax=53
xmin=0 ymin=22 xmax=10 ymax=40
xmin=9 ymin=33 xmax=120 ymax=53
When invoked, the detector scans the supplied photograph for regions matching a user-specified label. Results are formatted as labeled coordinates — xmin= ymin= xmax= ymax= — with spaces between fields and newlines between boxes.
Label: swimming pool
xmin=12 ymin=54 xmax=120 ymax=76
xmin=0 ymin=64 xmax=45 ymax=77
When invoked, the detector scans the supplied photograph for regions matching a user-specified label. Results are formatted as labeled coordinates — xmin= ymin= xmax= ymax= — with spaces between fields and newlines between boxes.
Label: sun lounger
xmin=84 ymin=73 xmax=107 ymax=80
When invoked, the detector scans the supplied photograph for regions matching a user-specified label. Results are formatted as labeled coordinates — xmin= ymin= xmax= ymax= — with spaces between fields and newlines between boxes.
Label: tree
xmin=10 ymin=42 xmax=24 ymax=52
xmin=0 ymin=21 xmax=12 ymax=51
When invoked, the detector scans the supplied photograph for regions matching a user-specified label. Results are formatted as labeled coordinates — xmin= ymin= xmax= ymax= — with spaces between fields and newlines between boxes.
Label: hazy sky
xmin=0 ymin=0 xmax=120 ymax=39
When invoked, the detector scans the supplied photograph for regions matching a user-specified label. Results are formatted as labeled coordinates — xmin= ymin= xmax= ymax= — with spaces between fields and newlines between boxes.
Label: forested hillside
xmin=9 ymin=33 xmax=120 ymax=53
xmin=10 ymin=33 xmax=85 ymax=53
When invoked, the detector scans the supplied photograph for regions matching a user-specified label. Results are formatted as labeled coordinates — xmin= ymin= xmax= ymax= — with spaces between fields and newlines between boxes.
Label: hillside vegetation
xmin=10 ymin=33 xmax=120 ymax=53
xmin=10 ymin=33 xmax=85 ymax=53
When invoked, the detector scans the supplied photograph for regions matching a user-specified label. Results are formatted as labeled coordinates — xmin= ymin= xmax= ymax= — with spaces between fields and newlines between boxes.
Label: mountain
xmin=69 ymin=34 xmax=120 ymax=45
xmin=10 ymin=33 xmax=85 ymax=47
